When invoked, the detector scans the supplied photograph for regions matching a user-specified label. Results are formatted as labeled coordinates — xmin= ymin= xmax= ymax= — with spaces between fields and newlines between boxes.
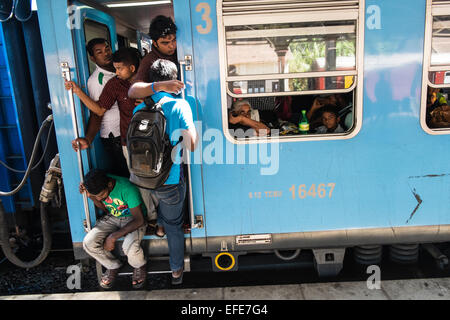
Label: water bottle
xmin=299 ymin=110 xmax=309 ymax=135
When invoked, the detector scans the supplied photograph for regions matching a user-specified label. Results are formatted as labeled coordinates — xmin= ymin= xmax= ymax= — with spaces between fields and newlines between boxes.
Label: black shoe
xmin=171 ymin=269 xmax=183 ymax=285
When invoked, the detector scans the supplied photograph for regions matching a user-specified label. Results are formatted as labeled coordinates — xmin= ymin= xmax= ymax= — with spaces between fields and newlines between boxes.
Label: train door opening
xmin=67 ymin=0 xmax=205 ymax=244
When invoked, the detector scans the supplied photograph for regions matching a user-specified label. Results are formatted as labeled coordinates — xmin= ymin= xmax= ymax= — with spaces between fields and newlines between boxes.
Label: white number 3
xmin=196 ymin=2 xmax=212 ymax=34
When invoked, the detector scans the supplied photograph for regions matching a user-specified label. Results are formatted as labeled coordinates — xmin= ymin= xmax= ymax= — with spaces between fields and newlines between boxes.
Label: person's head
xmin=149 ymin=15 xmax=177 ymax=56
xmin=148 ymin=59 xmax=178 ymax=82
xmin=112 ymin=47 xmax=141 ymax=81
xmin=87 ymin=38 xmax=113 ymax=68
xmin=232 ymin=99 xmax=252 ymax=118
xmin=320 ymin=105 xmax=340 ymax=131
xmin=428 ymin=87 xmax=440 ymax=96
xmin=83 ymin=169 xmax=113 ymax=201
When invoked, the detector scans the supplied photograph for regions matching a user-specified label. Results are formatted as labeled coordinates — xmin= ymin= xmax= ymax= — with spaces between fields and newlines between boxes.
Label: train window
xmin=84 ymin=19 xmax=111 ymax=75
xmin=422 ymin=0 xmax=450 ymax=132
xmin=218 ymin=0 xmax=364 ymax=141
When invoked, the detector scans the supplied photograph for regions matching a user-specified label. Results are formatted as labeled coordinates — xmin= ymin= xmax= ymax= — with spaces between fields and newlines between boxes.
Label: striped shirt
xmin=98 ymin=76 xmax=136 ymax=146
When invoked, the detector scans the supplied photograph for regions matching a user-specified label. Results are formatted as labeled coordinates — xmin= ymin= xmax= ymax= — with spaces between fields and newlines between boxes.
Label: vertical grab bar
xmin=179 ymin=56 xmax=201 ymax=229
xmin=61 ymin=62 xmax=92 ymax=232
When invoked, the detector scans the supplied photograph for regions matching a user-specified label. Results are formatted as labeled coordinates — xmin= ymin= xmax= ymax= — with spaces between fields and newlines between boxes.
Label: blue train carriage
xmin=34 ymin=0 xmax=450 ymax=277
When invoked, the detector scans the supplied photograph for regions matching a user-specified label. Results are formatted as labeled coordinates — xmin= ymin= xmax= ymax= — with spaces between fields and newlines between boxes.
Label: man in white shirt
xmin=71 ymin=38 xmax=129 ymax=177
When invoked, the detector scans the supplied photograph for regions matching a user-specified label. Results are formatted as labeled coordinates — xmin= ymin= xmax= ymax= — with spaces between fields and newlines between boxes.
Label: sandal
xmin=100 ymin=268 xmax=119 ymax=289
xmin=132 ymin=264 xmax=147 ymax=289
xmin=155 ymin=225 xmax=166 ymax=238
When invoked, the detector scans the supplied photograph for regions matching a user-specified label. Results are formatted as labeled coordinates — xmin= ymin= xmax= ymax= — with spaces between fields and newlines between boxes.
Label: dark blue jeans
xmin=150 ymin=180 xmax=186 ymax=271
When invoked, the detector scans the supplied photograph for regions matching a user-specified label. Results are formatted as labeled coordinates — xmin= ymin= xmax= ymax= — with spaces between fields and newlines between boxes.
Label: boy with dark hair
xmin=148 ymin=15 xmax=178 ymax=44
xmin=132 ymin=59 xmax=197 ymax=285
xmin=314 ymin=105 xmax=345 ymax=134
xmin=73 ymin=38 xmax=129 ymax=177
xmin=81 ymin=169 xmax=147 ymax=289
xmin=66 ymin=47 xmax=141 ymax=152
xmin=128 ymin=15 xmax=184 ymax=99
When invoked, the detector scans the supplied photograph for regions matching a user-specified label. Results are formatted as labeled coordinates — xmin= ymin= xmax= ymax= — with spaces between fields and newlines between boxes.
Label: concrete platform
xmin=2 ymin=277 xmax=450 ymax=300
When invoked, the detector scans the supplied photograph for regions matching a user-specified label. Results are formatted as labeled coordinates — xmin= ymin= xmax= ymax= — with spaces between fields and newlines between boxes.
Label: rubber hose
xmin=0 ymin=115 xmax=53 ymax=196
xmin=0 ymin=200 xmax=52 ymax=268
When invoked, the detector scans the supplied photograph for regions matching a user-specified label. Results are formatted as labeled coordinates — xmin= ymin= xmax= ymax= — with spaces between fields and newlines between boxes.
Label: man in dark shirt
xmin=128 ymin=15 xmax=184 ymax=99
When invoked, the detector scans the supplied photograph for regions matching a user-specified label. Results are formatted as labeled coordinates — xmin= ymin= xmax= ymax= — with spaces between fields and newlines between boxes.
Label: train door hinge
xmin=181 ymin=55 xmax=192 ymax=71
xmin=192 ymin=215 xmax=204 ymax=229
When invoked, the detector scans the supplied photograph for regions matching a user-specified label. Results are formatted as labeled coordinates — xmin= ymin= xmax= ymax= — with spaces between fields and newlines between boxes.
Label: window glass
xmin=220 ymin=1 xmax=362 ymax=140
xmin=226 ymin=20 xmax=356 ymax=77
xmin=424 ymin=9 xmax=450 ymax=131
xmin=229 ymin=75 xmax=355 ymax=95
xmin=431 ymin=16 xmax=450 ymax=66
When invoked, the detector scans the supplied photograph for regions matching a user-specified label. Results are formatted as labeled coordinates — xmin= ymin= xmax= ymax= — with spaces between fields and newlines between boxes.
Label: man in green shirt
xmin=81 ymin=169 xmax=147 ymax=289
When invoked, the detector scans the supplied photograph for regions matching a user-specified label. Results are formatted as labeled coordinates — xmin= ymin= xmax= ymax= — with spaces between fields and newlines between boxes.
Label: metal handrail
xmin=179 ymin=58 xmax=200 ymax=229
xmin=61 ymin=62 xmax=91 ymax=232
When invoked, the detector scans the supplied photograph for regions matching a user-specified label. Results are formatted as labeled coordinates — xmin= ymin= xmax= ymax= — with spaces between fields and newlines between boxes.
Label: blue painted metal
xmin=0 ymin=20 xmax=36 ymax=213
xmin=22 ymin=14 xmax=56 ymax=169
xmin=35 ymin=0 xmax=450 ymax=256
xmin=36 ymin=0 xmax=96 ymax=244
xmin=185 ymin=0 xmax=440 ymax=237
xmin=173 ymin=0 xmax=206 ymax=241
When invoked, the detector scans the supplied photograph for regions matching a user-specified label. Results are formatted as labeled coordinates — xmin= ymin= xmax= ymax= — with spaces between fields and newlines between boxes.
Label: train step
xmin=109 ymin=257 xmax=173 ymax=277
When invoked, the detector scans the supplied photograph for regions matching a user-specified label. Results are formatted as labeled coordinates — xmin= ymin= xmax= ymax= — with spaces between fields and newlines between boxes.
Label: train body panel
xmin=28 ymin=0 xmax=450 ymax=265
xmin=180 ymin=0 xmax=446 ymax=239
xmin=36 ymin=0 xmax=97 ymax=244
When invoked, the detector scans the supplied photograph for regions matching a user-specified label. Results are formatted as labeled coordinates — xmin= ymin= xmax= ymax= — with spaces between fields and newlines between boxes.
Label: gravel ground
xmin=3 ymin=240 xmax=450 ymax=296
xmin=0 ymin=250 xmax=171 ymax=296
xmin=0 ymin=251 xmax=98 ymax=295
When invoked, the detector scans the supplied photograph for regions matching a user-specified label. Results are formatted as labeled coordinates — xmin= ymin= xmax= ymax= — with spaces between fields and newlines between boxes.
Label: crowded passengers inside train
xmin=227 ymin=92 xmax=353 ymax=138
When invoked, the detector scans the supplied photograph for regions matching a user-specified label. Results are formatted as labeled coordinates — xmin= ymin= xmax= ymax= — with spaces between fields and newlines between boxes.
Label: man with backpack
xmin=127 ymin=59 xmax=197 ymax=285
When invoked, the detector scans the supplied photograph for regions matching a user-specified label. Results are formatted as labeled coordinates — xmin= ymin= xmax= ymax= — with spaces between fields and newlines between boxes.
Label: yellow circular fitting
xmin=214 ymin=252 xmax=235 ymax=271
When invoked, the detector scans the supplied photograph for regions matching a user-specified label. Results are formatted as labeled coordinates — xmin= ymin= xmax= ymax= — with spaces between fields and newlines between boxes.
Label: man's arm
xmin=71 ymin=113 xmax=102 ymax=151
xmin=128 ymin=80 xmax=185 ymax=99
xmin=182 ymin=127 xmax=198 ymax=151
xmin=65 ymin=81 xmax=108 ymax=116
xmin=103 ymin=206 xmax=145 ymax=251
xmin=229 ymin=113 xmax=269 ymax=136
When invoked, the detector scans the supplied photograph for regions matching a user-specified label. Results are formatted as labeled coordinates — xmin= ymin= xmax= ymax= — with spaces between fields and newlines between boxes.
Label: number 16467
xmin=289 ymin=183 xmax=336 ymax=199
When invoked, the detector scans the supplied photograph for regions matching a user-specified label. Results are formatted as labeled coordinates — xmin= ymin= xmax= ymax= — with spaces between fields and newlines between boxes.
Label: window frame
xmin=217 ymin=0 xmax=365 ymax=144
xmin=421 ymin=0 xmax=450 ymax=134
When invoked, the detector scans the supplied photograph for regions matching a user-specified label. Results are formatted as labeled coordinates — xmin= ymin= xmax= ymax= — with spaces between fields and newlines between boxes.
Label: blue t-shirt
xmin=133 ymin=92 xmax=195 ymax=185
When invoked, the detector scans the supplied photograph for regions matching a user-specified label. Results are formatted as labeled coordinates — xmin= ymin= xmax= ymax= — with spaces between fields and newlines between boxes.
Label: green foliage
xmin=288 ymin=38 xmax=355 ymax=91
